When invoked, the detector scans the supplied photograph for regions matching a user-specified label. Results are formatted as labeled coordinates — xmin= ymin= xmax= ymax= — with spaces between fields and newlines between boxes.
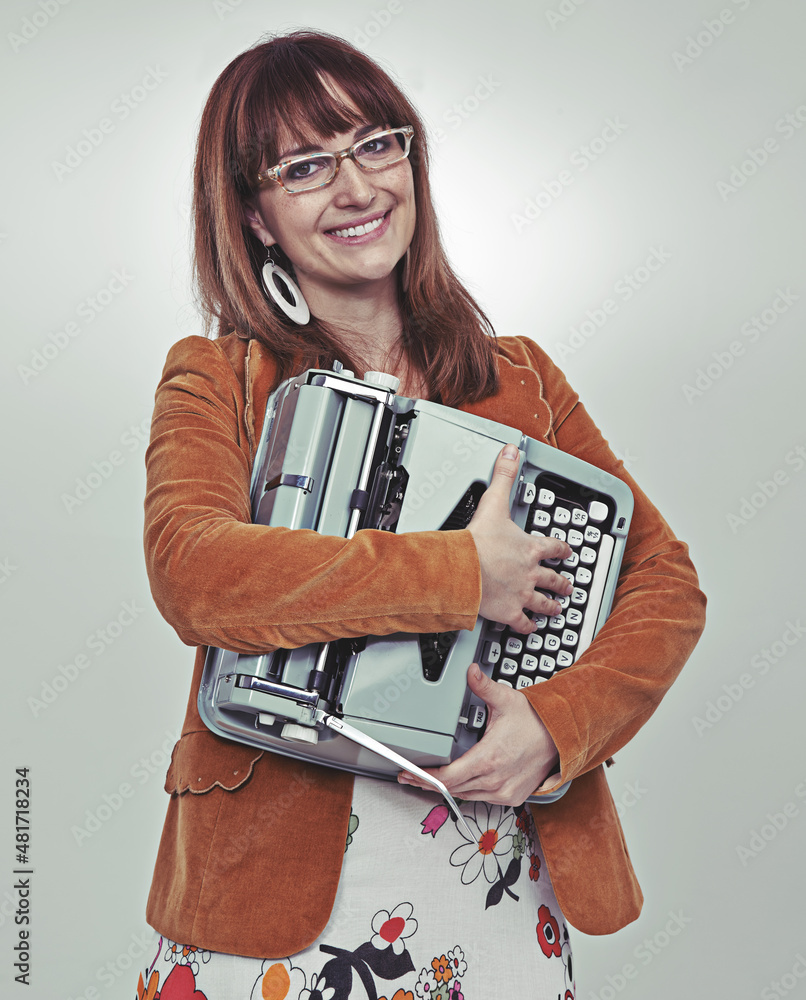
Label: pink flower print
xmin=415 ymin=967 xmax=438 ymax=998
xmin=420 ymin=804 xmax=450 ymax=837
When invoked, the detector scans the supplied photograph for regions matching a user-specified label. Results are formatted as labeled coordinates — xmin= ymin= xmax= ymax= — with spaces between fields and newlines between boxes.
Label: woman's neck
xmin=299 ymin=273 xmax=425 ymax=396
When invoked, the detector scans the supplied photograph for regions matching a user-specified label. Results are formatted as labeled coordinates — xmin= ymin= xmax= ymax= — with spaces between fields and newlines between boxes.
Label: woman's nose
xmin=331 ymin=157 xmax=374 ymax=207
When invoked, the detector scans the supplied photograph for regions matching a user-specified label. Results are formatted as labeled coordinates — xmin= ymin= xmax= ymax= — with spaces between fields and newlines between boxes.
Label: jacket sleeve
xmin=518 ymin=340 xmax=707 ymax=784
xmin=143 ymin=336 xmax=481 ymax=652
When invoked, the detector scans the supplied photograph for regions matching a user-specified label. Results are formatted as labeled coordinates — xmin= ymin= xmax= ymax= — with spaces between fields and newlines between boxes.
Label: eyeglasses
xmin=257 ymin=126 xmax=415 ymax=194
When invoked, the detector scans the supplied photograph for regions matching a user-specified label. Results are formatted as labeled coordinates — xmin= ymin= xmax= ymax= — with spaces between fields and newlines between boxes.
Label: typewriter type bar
xmin=198 ymin=366 xmax=633 ymax=805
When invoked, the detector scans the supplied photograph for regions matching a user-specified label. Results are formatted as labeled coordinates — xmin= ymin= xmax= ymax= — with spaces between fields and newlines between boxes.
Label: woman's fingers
xmin=398 ymin=664 xmax=560 ymax=805
xmin=472 ymin=442 xmax=521 ymax=518
xmin=467 ymin=446 xmax=574 ymax=631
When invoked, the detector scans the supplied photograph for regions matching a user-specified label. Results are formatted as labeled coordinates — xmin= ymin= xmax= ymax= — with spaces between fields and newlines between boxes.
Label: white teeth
xmin=331 ymin=215 xmax=384 ymax=239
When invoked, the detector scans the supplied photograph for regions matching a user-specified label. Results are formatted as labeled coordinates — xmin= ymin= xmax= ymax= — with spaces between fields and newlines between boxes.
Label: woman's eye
xmin=286 ymin=159 xmax=320 ymax=180
xmin=358 ymin=136 xmax=392 ymax=157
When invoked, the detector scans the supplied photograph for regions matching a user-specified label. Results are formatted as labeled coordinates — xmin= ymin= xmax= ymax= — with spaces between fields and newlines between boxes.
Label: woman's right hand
xmin=467 ymin=444 xmax=573 ymax=633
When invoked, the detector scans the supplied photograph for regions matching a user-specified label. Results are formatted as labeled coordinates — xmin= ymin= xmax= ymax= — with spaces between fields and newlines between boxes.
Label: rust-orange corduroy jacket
xmin=143 ymin=331 xmax=706 ymax=959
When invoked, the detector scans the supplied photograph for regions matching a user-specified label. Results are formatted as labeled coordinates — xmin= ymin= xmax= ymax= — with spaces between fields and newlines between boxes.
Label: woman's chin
xmin=304 ymin=267 xmax=400 ymax=301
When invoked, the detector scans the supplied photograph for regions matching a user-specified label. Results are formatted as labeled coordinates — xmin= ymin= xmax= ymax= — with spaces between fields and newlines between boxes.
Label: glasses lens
xmin=354 ymin=129 xmax=410 ymax=170
xmin=280 ymin=153 xmax=336 ymax=192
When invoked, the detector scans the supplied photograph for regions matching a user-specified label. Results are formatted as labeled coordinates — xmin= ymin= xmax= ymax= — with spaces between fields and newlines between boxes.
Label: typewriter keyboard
xmin=465 ymin=473 xmax=619 ymax=732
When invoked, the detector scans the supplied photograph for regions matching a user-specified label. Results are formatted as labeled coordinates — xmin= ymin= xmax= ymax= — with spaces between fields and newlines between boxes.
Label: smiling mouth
xmin=327 ymin=212 xmax=388 ymax=239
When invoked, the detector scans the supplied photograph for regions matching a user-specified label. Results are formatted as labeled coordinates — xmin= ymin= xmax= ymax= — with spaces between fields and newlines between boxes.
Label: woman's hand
xmin=466 ymin=444 xmax=573 ymax=634
xmin=398 ymin=663 xmax=561 ymax=805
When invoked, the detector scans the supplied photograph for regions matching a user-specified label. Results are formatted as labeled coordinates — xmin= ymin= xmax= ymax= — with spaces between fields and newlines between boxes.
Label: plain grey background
xmin=1 ymin=0 xmax=804 ymax=997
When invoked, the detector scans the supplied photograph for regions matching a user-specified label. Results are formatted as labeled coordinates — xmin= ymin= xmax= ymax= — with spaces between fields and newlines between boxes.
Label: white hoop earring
xmin=261 ymin=248 xmax=310 ymax=325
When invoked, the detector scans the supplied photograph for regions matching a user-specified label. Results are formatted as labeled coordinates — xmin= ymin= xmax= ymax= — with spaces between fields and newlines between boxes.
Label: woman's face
xmin=245 ymin=112 xmax=416 ymax=308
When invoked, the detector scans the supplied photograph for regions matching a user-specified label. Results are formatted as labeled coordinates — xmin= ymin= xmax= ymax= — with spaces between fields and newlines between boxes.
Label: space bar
xmin=576 ymin=534 xmax=614 ymax=657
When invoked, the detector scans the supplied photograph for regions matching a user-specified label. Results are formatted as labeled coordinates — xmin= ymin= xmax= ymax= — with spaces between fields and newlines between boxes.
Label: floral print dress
xmin=136 ymin=777 xmax=575 ymax=1000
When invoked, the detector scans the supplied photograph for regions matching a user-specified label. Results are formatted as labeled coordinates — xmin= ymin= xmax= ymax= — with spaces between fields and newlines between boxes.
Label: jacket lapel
xmin=459 ymin=346 xmax=554 ymax=444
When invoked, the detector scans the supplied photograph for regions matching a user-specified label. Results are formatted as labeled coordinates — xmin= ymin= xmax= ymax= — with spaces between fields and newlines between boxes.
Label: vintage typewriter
xmin=199 ymin=365 xmax=633 ymax=832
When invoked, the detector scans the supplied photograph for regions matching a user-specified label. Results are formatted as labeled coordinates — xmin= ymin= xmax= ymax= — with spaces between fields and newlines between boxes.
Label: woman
xmin=138 ymin=30 xmax=706 ymax=1000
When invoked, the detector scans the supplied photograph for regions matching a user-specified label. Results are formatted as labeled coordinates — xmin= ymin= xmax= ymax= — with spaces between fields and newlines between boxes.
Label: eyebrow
xmin=278 ymin=123 xmax=383 ymax=161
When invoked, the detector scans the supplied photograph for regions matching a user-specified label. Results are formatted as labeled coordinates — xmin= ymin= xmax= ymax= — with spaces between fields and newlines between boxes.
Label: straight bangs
xmin=232 ymin=35 xmax=423 ymax=194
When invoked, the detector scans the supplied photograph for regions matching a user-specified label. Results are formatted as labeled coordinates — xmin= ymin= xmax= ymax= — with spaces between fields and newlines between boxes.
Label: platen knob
xmin=364 ymin=371 xmax=401 ymax=392
xmin=280 ymin=722 xmax=320 ymax=744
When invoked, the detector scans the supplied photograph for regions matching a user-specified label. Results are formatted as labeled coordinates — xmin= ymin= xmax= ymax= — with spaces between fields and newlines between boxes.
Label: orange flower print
xmin=378 ymin=991 xmax=415 ymax=1000
xmin=165 ymin=941 xmax=211 ymax=977
xmin=431 ymin=954 xmax=453 ymax=984
xmin=251 ymin=959 xmax=306 ymax=1000
xmin=137 ymin=969 xmax=160 ymax=1000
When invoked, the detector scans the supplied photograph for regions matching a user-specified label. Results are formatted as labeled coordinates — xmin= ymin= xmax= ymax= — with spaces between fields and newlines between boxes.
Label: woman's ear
xmin=242 ymin=200 xmax=276 ymax=248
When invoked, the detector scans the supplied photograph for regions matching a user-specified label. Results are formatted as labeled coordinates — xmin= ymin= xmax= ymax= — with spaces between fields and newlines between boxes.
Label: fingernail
xmin=502 ymin=444 xmax=518 ymax=460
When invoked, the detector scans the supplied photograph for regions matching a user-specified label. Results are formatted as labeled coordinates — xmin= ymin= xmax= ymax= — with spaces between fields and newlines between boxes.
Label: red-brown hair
xmin=192 ymin=30 xmax=498 ymax=405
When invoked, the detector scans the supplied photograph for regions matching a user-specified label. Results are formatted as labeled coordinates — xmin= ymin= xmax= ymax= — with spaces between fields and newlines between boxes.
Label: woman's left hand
xmin=398 ymin=663 xmax=561 ymax=806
